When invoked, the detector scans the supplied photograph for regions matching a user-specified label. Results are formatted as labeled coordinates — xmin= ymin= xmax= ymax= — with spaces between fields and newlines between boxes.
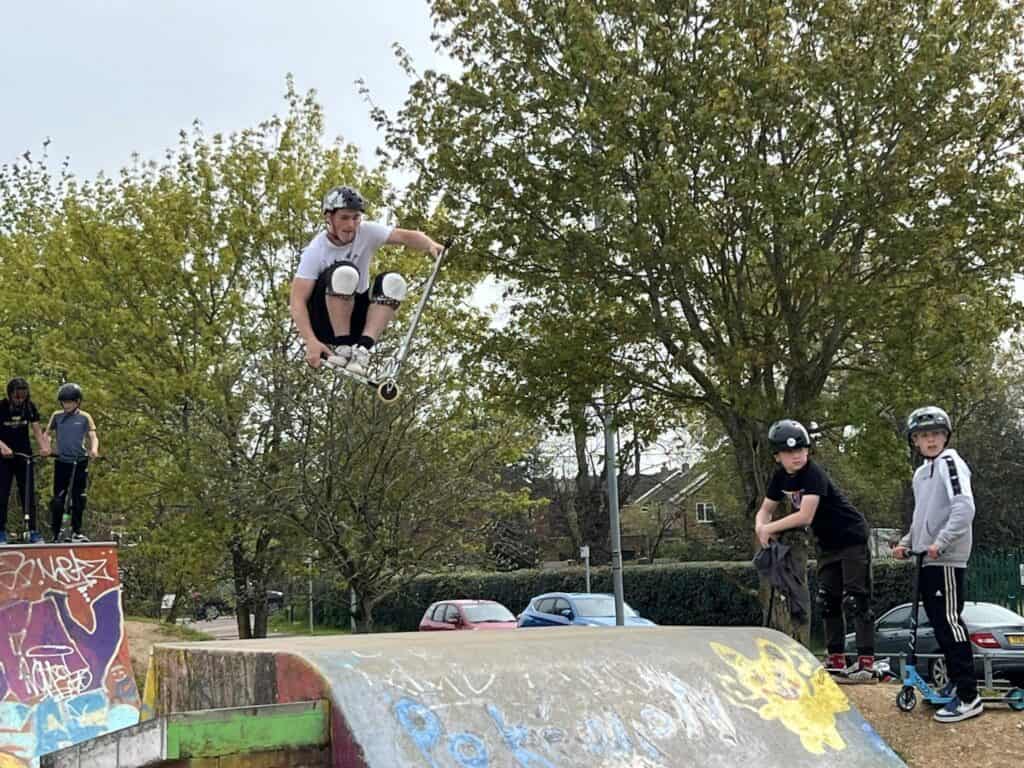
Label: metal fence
xmin=971 ymin=549 xmax=1024 ymax=615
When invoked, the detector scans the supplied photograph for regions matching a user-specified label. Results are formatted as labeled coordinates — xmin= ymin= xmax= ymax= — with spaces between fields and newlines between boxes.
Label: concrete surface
xmin=146 ymin=626 xmax=906 ymax=767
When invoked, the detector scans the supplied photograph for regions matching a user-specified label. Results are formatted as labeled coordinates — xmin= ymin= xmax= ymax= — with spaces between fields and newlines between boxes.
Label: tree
xmin=381 ymin=0 xmax=1024 ymax=524
xmin=285 ymin=369 xmax=537 ymax=632
xmin=0 ymin=82 xmax=412 ymax=634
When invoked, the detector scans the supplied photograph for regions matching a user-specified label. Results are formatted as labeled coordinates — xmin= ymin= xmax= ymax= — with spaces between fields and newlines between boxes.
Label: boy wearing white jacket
xmin=894 ymin=405 xmax=981 ymax=723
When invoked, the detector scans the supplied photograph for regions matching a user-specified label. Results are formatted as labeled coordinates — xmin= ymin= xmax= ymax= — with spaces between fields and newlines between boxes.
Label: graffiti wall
xmin=0 ymin=544 xmax=140 ymax=767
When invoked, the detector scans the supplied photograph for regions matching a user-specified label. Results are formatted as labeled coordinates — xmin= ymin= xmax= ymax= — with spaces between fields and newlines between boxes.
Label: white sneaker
xmin=71 ymin=532 xmax=90 ymax=543
xmin=933 ymin=694 xmax=983 ymax=723
xmin=328 ymin=344 xmax=352 ymax=365
xmin=346 ymin=346 xmax=371 ymax=376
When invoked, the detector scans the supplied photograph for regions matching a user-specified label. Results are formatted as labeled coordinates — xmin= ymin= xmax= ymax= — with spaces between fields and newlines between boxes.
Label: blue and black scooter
xmin=896 ymin=551 xmax=1024 ymax=712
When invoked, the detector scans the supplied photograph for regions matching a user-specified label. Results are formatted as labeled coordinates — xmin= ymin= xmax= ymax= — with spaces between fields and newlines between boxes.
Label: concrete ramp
xmin=0 ymin=543 xmax=140 ymax=767
xmin=147 ymin=626 xmax=904 ymax=767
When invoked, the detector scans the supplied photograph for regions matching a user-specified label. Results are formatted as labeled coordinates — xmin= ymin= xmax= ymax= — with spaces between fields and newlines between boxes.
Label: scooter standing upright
xmin=896 ymin=551 xmax=1024 ymax=712
xmin=9 ymin=451 xmax=46 ymax=543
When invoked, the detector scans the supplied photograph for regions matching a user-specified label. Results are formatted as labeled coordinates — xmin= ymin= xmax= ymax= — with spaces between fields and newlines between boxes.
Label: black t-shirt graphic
xmin=766 ymin=459 xmax=869 ymax=551
xmin=0 ymin=398 xmax=40 ymax=455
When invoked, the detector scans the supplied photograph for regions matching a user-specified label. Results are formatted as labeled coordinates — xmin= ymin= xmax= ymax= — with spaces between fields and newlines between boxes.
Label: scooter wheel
xmin=377 ymin=380 xmax=400 ymax=403
xmin=1006 ymin=688 xmax=1024 ymax=712
xmin=897 ymin=686 xmax=917 ymax=712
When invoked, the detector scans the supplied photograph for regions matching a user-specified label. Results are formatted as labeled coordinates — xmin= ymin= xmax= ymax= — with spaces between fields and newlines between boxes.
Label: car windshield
xmin=463 ymin=604 xmax=515 ymax=622
xmin=963 ymin=604 xmax=1024 ymax=625
xmin=572 ymin=596 xmax=638 ymax=618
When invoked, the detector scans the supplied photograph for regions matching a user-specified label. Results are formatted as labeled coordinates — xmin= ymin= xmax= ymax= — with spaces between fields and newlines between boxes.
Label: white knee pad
xmin=373 ymin=272 xmax=408 ymax=305
xmin=329 ymin=263 xmax=360 ymax=297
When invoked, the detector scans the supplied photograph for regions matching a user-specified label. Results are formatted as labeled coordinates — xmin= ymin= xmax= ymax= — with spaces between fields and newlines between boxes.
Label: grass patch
xmin=268 ymin=615 xmax=350 ymax=636
xmin=126 ymin=615 xmax=213 ymax=641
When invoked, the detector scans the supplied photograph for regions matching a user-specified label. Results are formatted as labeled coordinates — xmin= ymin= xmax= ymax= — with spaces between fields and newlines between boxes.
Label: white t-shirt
xmin=294 ymin=222 xmax=394 ymax=293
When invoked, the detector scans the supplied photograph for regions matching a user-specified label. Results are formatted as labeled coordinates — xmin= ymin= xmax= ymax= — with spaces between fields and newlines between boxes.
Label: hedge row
xmin=312 ymin=559 xmax=917 ymax=633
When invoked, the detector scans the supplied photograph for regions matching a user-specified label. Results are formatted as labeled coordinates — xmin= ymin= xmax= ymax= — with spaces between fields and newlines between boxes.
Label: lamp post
xmin=602 ymin=401 xmax=625 ymax=626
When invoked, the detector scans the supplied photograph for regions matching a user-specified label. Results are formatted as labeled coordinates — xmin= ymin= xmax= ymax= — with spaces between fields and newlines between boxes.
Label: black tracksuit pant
xmin=920 ymin=564 xmax=977 ymax=701
xmin=0 ymin=455 xmax=37 ymax=532
xmin=819 ymin=543 xmax=874 ymax=655
xmin=51 ymin=458 xmax=89 ymax=536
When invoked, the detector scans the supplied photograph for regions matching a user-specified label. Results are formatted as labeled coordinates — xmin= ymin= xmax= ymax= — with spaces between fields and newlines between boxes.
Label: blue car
xmin=517 ymin=592 xmax=657 ymax=628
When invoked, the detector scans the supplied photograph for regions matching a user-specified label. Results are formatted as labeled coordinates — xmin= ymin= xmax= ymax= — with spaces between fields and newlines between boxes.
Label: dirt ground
xmin=123 ymin=621 xmax=1020 ymax=764
xmin=844 ymin=681 xmax=1024 ymax=767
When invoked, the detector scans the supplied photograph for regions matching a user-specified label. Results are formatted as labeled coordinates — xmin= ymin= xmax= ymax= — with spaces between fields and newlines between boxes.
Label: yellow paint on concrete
xmin=712 ymin=638 xmax=849 ymax=755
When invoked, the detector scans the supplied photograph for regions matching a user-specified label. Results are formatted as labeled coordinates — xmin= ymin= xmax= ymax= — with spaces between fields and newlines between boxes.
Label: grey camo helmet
xmin=906 ymin=405 xmax=951 ymax=447
xmin=322 ymin=186 xmax=365 ymax=214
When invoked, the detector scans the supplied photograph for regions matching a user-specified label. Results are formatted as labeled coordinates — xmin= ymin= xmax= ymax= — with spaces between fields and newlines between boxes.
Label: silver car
xmin=846 ymin=601 xmax=1024 ymax=688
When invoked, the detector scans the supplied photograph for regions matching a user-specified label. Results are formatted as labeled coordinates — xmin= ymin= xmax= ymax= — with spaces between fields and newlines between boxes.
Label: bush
xmin=307 ymin=558 xmax=916 ymax=635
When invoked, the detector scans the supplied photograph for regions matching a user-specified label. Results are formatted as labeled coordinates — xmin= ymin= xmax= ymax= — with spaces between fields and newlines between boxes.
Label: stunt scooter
xmin=896 ymin=551 xmax=1024 ymax=712
xmin=7 ymin=452 xmax=47 ymax=543
xmin=321 ymin=239 xmax=453 ymax=402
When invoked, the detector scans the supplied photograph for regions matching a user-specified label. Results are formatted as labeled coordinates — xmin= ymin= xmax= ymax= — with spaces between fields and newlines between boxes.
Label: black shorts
xmin=307 ymin=264 xmax=370 ymax=345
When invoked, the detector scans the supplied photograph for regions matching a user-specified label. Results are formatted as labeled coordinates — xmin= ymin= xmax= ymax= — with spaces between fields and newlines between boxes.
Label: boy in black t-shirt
xmin=0 ymin=377 xmax=51 ymax=543
xmin=754 ymin=419 xmax=876 ymax=682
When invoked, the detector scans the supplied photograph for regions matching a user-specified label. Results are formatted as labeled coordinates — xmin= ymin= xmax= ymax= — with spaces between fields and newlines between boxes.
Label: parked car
xmin=161 ymin=587 xmax=285 ymax=622
xmin=845 ymin=601 xmax=1024 ymax=687
xmin=419 ymin=599 xmax=518 ymax=631
xmin=517 ymin=592 xmax=657 ymax=628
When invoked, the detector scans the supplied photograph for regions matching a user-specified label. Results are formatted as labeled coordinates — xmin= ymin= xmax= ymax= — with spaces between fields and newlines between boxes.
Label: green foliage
xmin=383 ymin=0 xmax=1024 ymax=511
xmin=0 ymin=80 xmax=540 ymax=634
xmin=310 ymin=559 xmax=918 ymax=635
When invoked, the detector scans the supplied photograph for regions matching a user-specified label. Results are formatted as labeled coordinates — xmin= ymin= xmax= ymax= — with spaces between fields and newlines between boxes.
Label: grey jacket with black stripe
xmin=899 ymin=448 xmax=975 ymax=568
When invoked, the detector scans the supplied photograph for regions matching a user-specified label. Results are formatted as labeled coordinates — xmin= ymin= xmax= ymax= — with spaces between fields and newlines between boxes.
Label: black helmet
xmin=322 ymin=185 xmax=366 ymax=214
xmin=58 ymin=383 xmax=83 ymax=402
xmin=906 ymin=405 xmax=951 ymax=446
xmin=6 ymin=377 xmax=29 ymax=399
xmin=768 ymin=419 xmax=811 ymax=452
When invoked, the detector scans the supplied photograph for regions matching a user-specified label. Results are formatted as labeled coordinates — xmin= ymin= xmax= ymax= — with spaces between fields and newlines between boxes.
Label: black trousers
xmin=818 ymin=543 xmax=874 ymax=655
xmin=307 ymin=264 xmax=371 ymax=346
xmin=0 ymin=455 xmax=37 ymax=531
xmin=51 ymin=458 xmax=89 ymax=535
xmin=920 ymin=564 xmax=977 ymax=700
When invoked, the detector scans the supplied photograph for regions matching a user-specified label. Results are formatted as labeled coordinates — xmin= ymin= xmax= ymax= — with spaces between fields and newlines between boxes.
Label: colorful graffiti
xmin=711 ymin=638 xmax=849 ymax=755
xmin=0 ymin=545 xmax=140 ymax=766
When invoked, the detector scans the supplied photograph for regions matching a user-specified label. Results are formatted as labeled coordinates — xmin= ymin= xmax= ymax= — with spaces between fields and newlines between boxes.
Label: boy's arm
xmin=762 ymin=495 xmax=819 ymax=536
xmin=31 ymin=422 xmax=51 ymax=455
xmin=386 ymin=228 xmax=443 ymax=257
xmin=754 ymin=498 xmax=779 ymax=527
xmin=933 ymin=456 xmax=975 ymax=552
xmin=86 ymin=413 xmax=99 ymax=458
xmin=288 ymin=277 xmax=332 ymax=367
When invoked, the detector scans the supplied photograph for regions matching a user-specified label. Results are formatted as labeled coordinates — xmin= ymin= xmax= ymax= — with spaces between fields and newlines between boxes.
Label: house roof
xmin=626 ymin=465 xmax=710 ymax=506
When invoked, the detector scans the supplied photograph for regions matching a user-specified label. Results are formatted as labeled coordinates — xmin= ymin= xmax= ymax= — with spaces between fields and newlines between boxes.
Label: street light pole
xmin=603 ymin=405 xmax=625 ymax=626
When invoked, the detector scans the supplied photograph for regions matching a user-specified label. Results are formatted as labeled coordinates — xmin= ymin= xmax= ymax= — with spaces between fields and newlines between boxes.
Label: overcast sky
xmin=1 ymin=1 xmax=448 ymax=180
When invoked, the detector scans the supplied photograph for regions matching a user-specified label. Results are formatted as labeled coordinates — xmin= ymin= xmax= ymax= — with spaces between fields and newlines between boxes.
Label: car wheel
xmin=928 ymin=657 xmax=949 ymax=688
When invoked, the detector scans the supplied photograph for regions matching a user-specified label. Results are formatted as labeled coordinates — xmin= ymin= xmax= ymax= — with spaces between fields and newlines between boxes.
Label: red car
xmin=418 ymin=599 xmax=518 ymax=631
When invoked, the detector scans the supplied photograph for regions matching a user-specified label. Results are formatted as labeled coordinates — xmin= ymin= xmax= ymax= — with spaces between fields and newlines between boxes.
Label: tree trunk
xmin=230 ymin=541 xmax=252 ymax=640
xmin=352 ymin=589 xmax=373 ymax=634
